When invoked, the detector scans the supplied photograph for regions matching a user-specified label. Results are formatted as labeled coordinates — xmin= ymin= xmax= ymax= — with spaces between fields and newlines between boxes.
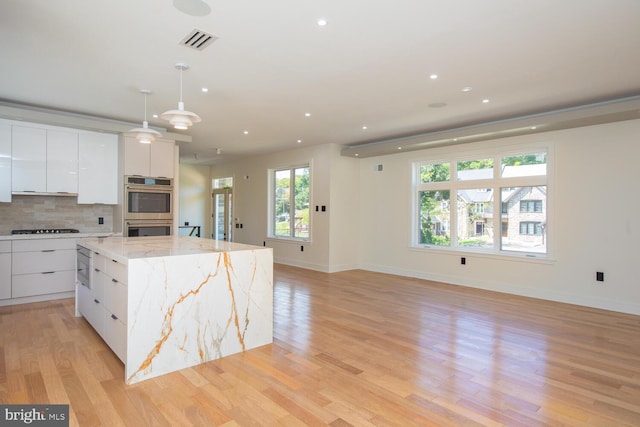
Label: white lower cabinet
xmin=77 ymin=282 xmax=105 ymax=337
xmin=78 ymin=250 xmax=127 ymax=362
xmin=11 ymin=238 xmax=76 ymax=298
xmin=0 ymin=241 xmax=11 ymax=300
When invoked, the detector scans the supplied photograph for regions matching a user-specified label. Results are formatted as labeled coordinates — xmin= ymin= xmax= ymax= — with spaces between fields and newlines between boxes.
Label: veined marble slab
xmin=79 ymin=235 xmax=268 ymax=264
xmin=77 ymin=236 xmax=273 ymax=384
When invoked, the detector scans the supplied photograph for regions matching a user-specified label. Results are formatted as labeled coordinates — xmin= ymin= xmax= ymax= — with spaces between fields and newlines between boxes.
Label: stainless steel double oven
xmin=124 ymin=176 xmax=174 ymax=237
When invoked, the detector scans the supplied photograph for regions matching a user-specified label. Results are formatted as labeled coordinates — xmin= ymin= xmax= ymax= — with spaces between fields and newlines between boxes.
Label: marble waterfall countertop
xmin=76 ymin=235 xmax=274 ymax=384
xmin=77 ymin=235 xmax=264 ymax=264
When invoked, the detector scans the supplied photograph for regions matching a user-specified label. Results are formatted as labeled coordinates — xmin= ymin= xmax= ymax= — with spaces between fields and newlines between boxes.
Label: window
xmin=414 ymin=149 xmax=549 ymax=256
xmin=418 ymin=190 xmax=450 ymax=246
xmin=271 ymin=165 xmax=310 ymax=240
xmin=520 ymin=222 xmax=543 ymax=235
xmin=520 ymin=200 xmax=542 ymax=212
xmin=213 ymin=177 xmax=233 ymax=189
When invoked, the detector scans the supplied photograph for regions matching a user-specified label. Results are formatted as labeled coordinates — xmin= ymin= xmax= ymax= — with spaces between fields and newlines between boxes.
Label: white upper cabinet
xmin=11 ymin=125 xmax=47 ymax=192
xmin=46 ymin=129 xmax=78 ymax=194
xmin=78 ymin=132 xmax=118 ymax=204
xmin=11 ymin=124 xmax=80 ymax=194
xmin=0 ymin=121 xmax=11 ymax=202
xmin=149 ymin=139 xmax=175 ymax=179
xmin=124 ymin=136 xmax=174 ymax=178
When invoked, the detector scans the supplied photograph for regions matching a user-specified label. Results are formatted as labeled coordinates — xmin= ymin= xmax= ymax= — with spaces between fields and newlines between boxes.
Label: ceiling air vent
xmin=180 ymin=29 xmax=218 ymax=51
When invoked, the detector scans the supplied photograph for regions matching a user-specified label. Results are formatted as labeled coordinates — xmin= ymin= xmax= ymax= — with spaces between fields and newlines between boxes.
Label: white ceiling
xmin=1 ymin=0 xmax=640 ymax=164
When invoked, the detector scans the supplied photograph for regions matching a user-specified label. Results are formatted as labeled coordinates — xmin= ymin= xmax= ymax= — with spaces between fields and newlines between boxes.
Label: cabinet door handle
xmin=112 ymin=260 xmax=118 ymax=263
xmin=112 ymin=278 xmax=118 ymax=283
xmin=94 ymin=299 xmax=100 ymax=304
xmin=42 ymin=249 xmax=55 ymax=253
xmin=111 ymin=314 xmax=118 ymax=320
xmin=94 ymin=268 xmax=100 ymax=272
xmin=41 ymin=271 xmax=55 ymax=274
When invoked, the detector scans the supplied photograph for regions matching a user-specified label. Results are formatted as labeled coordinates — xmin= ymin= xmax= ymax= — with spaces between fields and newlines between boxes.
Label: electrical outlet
xmin=461 ymin=257 xmax=466 ymax=265
xmin=300 ymin=245 xmax=304 ymax=252
xmin=596 ymin=271 xmax=604 ymax=282
xmin=98 ymin=217 xmax=104 ymax=225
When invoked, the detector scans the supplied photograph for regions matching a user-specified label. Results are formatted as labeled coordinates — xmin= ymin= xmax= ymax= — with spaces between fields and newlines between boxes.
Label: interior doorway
xmin=212 ymin=177 xmax=233 ymax=241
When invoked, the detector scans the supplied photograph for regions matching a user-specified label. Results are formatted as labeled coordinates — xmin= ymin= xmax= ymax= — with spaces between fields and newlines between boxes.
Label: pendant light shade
xmin=161 ymin=63 xmax=201 ymax=130
xmin=126 ymin=89 xmax=162 ymax=144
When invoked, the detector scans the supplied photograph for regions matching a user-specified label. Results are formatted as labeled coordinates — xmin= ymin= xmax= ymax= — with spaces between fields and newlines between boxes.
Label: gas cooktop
xmin=11 ymin=228 xmax=80 ymax=235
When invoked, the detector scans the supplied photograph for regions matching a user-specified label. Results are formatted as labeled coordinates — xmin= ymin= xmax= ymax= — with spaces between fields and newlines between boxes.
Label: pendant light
xmin=126 ymin=89 xmax=162 ymax=144
xmin=161 ymin=63 xmax=201 ymax=130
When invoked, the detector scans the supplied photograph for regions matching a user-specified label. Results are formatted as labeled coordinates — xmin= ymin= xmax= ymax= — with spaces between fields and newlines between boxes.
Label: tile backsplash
xmin=0 ymin=195 xmax=116 ymax=235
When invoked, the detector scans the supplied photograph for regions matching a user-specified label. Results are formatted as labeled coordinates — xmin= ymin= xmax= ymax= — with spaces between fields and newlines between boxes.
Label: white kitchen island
xmin=76 ymin=236 xmax=273 ymax=384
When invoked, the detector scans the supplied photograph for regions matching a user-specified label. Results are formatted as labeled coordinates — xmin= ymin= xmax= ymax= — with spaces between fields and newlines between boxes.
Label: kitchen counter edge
xmin=0 ymin=232 xmax=121 ymax=241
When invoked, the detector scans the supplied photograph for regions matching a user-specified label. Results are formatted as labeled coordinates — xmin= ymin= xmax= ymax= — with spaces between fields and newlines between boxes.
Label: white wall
xmin=186 ymin=119 xmax=639 ymax=314
xmin=211 ymin=143 xmax=360 ymax=272
xmin=178 ymin=163 xmax=210 ymax=238
xmin=328 ymin=143 xmax=360 ymax=271
xmin=357 ymin=119 xmax=640 ymax=315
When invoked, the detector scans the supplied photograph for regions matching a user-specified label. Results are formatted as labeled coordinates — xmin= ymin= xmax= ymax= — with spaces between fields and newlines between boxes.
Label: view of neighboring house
xmin=424 ymin=163 xmax=547 ymax=253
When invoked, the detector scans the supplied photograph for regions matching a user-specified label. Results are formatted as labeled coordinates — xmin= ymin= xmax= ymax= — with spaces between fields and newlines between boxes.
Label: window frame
xmin=412 ymin=143 xmax=552 ymax=260
xmin=268 ymin=163 xmax=311 ymax=242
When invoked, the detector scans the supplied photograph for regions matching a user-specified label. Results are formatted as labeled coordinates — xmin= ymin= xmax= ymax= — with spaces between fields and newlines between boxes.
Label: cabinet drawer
xmin=0 ymin=241 xmax=10 ymax=253
xmin=106 ymin=259 xmax=127 ymax=285
xmin=103 ymin=278 xmax=127 ymax=324
xmin=104 ymin=313 xmax=127 ymax=362
xmin=0 ymin=253 xmax=10 ymax=300
xmin=78 ymin=282 xmax=105 ymax=337
xmin=93 ymin=252 xmax=107 ymax=271
xmin=12 ymin=270 xmax=75 ymax=298
xmin=12 ymin=249 xmax=75 ymax=275
xmin=12 ymin=238 xmax=77 ymax=252
xmin=91 ymin=269 xmax=106 ymax=303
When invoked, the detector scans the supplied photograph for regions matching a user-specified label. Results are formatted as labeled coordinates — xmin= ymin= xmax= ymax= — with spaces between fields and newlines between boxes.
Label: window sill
xmin=409 ymin=245 xmax=555 ymax=264
xmin=266 ymin=236 xmax=310 ymax=244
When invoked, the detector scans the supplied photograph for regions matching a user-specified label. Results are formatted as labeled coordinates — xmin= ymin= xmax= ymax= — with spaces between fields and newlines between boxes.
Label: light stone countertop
xmin=78 ymin=235 xmax=268 ymax=265
xmin=0 ymin=232 xmax=118 ymax=241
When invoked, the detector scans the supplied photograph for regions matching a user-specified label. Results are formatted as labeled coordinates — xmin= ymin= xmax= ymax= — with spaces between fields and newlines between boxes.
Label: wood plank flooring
xmin=1 ymin=264 xmax=639 ymax=426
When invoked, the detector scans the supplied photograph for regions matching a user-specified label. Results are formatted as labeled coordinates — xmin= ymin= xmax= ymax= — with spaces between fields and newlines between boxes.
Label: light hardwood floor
xmin=1 ymin=264 xmax=639 ymax=426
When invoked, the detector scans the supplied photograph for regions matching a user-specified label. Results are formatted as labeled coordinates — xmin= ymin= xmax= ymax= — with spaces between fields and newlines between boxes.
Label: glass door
xmin=212 ymin=188 xmax=232 ymax=241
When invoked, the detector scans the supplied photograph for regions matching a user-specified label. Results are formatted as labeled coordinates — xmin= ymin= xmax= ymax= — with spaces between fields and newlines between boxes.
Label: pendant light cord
xmin=179 ymin=67 xmax=184 ymax=103
xmin=143 ymin=92 xmax=148 ymax=122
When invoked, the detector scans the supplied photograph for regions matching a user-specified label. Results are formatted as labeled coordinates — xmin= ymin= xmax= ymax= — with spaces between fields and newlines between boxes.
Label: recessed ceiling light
xmin=152 ymin=114 xmax=159 ymax=118
xmin=201 ymin=88 xmax=208 ymax=93
xmin=173 ymin=0 xmax=211 ymax=17
xmin=430 ymin=74 xmax=438 ymax=80
xmin=297 ymin=139 xmax=302 ymax=143
xmin=482 ymin=99 xmax=490 ymax=104
xmin=317 ymin=18 xmax=328 ymax=26
xmin=355 ymin=153 xmax=359 ymax=157
xmin=397 ymin=147 xmax=402 ymax=150
xmin=304 ymin=112 xmax=311 ymax=117
xmin=362 ymin=126 xmax=368 ymax=130
xmin=243 ymin=130 xmax=249 ymax=135
xmin=462 ymin=86 xmax=473 ymax=92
